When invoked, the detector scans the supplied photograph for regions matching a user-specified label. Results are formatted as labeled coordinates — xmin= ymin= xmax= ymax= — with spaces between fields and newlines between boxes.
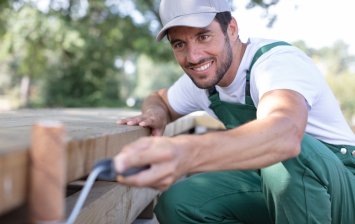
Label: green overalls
xmin=155 ymin=42 xmax=355 ymax=224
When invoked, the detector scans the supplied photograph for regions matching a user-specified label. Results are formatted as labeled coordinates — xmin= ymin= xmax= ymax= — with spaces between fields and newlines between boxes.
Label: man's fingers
xmin=117 ymin=116 xmax=155 ymax=127
xmin=151 ymin=128 xmax=164 ymax=136
xmin=116 ymin=162 xmax=176 ymax=190
xmin=117 ymin=116 xmax=132 ymax=124
xmin=113 ymin=137 xmax=179 ymax=189
xmin=114 ymin=137 xmax=152 ymax=172
xmin=137 ymin=116 xmax=157 ymax=126
xmin=114 ymin=143 xmax=159 ymax=172
xmin=117 ymin=112 xmax=168 ymax=138
xmin=117 ymin=117 xmax=140 ymax=125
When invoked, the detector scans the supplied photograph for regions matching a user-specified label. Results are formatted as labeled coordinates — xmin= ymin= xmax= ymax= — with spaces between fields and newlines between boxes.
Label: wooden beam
xmin=29 ymin=120 xmax=67 ymax=223
xmin=65 ymin=128 xmax=150 ymax=183
xmin=0 ymin=150 xmax=28 ymax=215
xmin=65 ymin=181 xmax=159 ymax=224
xmin=193 ymin=113 xmax=225 ymax=130
xmin=0 ymin=109 xmax=198 ymax=219
xmin=164 ymin=115 xmax=196 ymax=136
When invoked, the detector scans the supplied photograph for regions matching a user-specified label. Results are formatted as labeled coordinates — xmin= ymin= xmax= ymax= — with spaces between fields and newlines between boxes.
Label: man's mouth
xmin=189 ymin=60 xmax=214 ymax=72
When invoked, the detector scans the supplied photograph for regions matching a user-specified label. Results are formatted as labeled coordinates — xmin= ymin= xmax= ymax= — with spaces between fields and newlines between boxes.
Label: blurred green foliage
xmin=0 ymin=0 xmax=283 ymax=109
xmin=0 ymin=0 xmax=173 ymax=107
xmin=0 ymin=0 xmax=354 ymax=126
xmin=327 ymin=74 xmax=355 ymax=122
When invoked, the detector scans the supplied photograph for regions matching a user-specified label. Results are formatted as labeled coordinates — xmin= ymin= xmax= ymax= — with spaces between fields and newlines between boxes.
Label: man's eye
xmin=199 ymin=35 xmax=209 ymax=41
xmin=173 ymin=42 xmax=184 ymax=49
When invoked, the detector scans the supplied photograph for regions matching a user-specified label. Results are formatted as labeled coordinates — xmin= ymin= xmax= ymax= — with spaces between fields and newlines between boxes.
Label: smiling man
xmin=168 ymin=18 xmax=237 ymax=89
xmin=115 ymin=0 xmax=355 ymax=223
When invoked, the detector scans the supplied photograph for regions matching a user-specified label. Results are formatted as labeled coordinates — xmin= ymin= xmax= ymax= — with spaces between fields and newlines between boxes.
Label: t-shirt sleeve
xmin=167 ymin=74 xmax=203 ymax=115
xmin=251 ymin=48 xmax=323 ymax=108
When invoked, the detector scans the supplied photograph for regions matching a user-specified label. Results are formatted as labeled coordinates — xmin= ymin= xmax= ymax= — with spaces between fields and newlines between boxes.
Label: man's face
xmin=168 ymin=20 xmax=233 ymax=89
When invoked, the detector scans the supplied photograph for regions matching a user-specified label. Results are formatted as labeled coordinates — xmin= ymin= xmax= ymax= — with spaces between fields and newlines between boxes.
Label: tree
xmin=0 ymin=0 xmax=285 ymax=108
xmin=133 ymin=54 xmax=182 ymax=100
xmin=294 ymin=40 xmax=355 ymax=76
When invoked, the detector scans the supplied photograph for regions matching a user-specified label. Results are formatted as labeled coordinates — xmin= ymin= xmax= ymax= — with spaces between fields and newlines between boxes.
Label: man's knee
xmin=154 ymin=171 xmax=272 ymax=224
xmin=154 ymin=183 xmax=194 ymax=224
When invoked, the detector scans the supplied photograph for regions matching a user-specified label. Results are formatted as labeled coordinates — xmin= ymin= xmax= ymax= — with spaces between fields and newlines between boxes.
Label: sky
xmin=233 ymin=0 xmax=355 ymax=54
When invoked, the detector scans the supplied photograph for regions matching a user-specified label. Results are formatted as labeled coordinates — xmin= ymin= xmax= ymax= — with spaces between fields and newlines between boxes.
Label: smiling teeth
xmin=194 ymin=62 xmax=211 ymax=71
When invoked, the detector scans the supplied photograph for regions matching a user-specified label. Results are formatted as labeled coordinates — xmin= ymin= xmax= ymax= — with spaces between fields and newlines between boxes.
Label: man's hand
xmin=117 ymin=108 xmax=168 ymax=136
xmin=113 ymin=136 xmax=190 ymax=191
xmin=117 ymin=89 xmax=182 ymax=136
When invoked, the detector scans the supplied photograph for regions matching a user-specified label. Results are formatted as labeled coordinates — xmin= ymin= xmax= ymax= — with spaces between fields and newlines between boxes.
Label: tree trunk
xmin=20 ymin=76 xmax=30 ymax=108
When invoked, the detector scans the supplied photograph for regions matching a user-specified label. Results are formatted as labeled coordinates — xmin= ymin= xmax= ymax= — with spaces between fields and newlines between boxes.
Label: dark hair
xmin=215 ymin=11 xmax=232 ymax=34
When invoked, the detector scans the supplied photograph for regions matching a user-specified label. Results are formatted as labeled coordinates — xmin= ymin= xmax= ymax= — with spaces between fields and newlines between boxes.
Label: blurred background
xmin=0 ymin=0 xmax=354 ymax=129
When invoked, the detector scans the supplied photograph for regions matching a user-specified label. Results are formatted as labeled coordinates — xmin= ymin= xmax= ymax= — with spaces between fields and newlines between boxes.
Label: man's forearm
xmin=173 ymin=115 xmax=302 ymax=174
xmin=141 ymin=91 xmax=172 ymax=124
xmin=172 ymin=89 xmax=307 ymax=173
xmin=141 ymin=89 xmax=181 ymax=123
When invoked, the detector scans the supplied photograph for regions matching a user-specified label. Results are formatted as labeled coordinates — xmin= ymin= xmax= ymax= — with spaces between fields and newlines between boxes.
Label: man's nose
xmin=186 ymin=44 xmax=203 ymax=64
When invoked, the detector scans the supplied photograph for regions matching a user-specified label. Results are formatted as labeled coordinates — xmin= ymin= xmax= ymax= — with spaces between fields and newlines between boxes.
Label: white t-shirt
xmin=168 ymin=38 xmax=355 ymax=145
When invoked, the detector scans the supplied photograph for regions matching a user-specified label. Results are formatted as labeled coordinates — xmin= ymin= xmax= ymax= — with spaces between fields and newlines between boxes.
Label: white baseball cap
xmin=156 ymin=0 xmax=231 ymax=41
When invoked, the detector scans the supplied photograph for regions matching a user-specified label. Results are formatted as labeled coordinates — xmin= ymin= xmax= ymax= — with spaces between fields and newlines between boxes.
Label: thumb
xmin=113 ymin=137 xmax=152 ymax=172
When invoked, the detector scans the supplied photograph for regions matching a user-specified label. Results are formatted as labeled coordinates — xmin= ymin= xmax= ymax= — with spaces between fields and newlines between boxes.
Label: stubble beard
xmin=187 ymin=36 xmax=233 ymax=89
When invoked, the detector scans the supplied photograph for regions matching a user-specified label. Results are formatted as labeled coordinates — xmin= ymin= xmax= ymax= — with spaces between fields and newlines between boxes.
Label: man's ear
xmin=228 ymin=17 xmax=239 ymax=40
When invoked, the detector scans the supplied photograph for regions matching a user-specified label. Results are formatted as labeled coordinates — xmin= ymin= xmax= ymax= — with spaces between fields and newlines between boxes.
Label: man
xmin=115 ymin=0 xmax=355 ymax=223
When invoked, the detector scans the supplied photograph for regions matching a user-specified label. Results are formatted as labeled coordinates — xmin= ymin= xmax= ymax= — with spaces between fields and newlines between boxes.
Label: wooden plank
xmin=0 ymin=108 xmax=197 ymax=218
xmin=29 ymin=121 xmax=66 ymax=223
xmin=164 ymin=115 xmax=195 ymax=136
xmin=193 ymin=113 xmax=225 ymax=130
xmin=65 ymin=181 xmax=159 ymax=224
xmin=0 ymin=150 xmax=28 ymax=215
xmin=0 ymin=109 xmax=145 ymax=216
xmin=66 ymin=128 xmax=150 ymax=182
xmin=0 ymin=127 xmax=31 ymax=152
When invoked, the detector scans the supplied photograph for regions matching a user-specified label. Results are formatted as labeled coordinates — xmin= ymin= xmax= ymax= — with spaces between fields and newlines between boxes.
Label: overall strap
xmin=245 ymin=41 xmax=291 ymax=106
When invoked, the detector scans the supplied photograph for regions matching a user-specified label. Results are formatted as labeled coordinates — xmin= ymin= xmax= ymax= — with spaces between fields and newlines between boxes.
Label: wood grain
xmin=29 ymin=121 xmax=66 ymax=223
xmin=65 ymin=181 xmax=159 ymax=224
xmin=0 ymin=108 xmax=200 ymax=219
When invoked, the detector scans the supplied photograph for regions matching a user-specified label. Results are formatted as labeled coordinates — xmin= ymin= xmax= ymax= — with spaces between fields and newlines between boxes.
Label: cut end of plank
xmin=35 ymin=120 xmax=64 ymax=128
xmin=30 ymin=120 xmax=67 ymax=223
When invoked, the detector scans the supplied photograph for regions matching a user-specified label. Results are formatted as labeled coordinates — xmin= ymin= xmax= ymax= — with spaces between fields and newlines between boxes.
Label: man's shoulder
xmin=246 ymin=37 xmax=278 ymax=46
xmin=242 ymin=38 xmax=289 ymax=70
xmin=245 ymin=37 xmax=306 ymax=67
xmin=246 ymin=38 xmax=291 ymax=53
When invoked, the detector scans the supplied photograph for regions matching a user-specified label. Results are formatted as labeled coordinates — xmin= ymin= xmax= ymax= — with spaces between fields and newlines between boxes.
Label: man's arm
xmin=114 ymin=89 xmax=308 ymax=190
xmin=186 ymin=89 xmax=308 ymax=172
xmin=117 ymin=88 xmax=183 ymax=136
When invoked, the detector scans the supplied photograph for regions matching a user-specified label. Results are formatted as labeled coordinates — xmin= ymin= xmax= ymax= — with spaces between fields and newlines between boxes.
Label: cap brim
xmin=156 ymin=12 xmax=216 ymax=41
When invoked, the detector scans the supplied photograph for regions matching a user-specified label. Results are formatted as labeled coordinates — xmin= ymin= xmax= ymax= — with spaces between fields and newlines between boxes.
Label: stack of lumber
xmin=0 ymin=109 xmax=223 ymax=223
